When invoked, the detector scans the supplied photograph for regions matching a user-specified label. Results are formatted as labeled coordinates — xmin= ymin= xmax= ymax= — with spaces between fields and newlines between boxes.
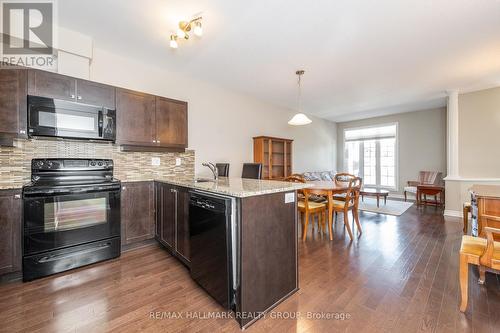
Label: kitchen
xmin=2 ymin=1 xmax=500 ymax=332
xmin=0 ymin=64 xmax=309 ymax=330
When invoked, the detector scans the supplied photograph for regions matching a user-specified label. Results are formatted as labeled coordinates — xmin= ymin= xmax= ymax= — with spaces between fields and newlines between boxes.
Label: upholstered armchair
xmin=404 ymin=171 xmax=443 ymax=201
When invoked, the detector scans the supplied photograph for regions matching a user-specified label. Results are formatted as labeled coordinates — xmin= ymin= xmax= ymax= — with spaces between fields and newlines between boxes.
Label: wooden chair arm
xmin=479 ymin=227 xmax=500 ymax=266
xmin=407 ymin=181 xmax=419 ymax=186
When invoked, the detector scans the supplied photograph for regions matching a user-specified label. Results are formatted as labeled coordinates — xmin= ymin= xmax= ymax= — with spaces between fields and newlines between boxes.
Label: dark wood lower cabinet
xmin=155 ymin=182 xmax=190 ymax=265
xmin=121 ymin=182 xmax=155 ymax=246
xmin=155 ymin=182 xmax=176 ymax=249
xmin=175 ymin=187 xmax=190 ymax=263
xmin=0 ymin=189 xmax=22 ymax=275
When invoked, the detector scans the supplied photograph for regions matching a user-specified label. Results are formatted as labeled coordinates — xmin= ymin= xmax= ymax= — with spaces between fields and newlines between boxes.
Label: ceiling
xmin=58 ymin=0 xmax=500 ymax=122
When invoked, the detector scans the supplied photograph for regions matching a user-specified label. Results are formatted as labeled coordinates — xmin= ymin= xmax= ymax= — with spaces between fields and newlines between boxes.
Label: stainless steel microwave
xmin=28 ymin=95 xmax=116 ymax=141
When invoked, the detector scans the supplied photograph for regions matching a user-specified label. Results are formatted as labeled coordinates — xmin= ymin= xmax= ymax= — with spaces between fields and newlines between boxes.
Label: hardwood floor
xmin=1 ymin=206 xmax=499 ymax=333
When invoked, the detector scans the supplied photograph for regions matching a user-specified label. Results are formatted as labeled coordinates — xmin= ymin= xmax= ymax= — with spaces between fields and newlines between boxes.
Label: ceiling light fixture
xmin=169 ymin=16 xmax=203 ymax=49
xmin=288 ymin=70 xmax=312 ymax=126
xmin=193 ymin=21 xmax=203 ymax=37
xmin=169 ymin=35 xmax=178 ymax=49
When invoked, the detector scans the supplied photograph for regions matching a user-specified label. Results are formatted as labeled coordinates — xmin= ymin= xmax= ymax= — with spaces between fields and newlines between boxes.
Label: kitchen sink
xmin=194 ymin=178 xmax=214 ymax=183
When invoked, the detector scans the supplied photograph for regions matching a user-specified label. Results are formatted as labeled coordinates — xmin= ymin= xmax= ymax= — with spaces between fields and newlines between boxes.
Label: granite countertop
xmin=155 ymin=177 xmax=310 ymax=198
xmin=0 ymin=177 xmax=310 ymax=198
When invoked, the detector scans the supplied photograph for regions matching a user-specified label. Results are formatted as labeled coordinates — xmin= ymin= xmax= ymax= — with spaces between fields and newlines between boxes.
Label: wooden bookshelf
xmin=253 ymin=136 xmax=293 ymax=180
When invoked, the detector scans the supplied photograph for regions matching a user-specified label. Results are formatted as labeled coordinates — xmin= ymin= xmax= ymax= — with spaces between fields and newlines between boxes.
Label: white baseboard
xmin=444 ymin=209 xmax=463 ymax=218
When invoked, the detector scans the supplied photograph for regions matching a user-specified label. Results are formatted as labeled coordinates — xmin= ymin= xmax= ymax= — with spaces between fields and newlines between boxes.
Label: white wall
xmin=87 ymin=48 xmax=336 ymax=178
xmin=444 ymin=86 xmax=500 ymax=215
xmin=336 ymin=108 xmax=447 ymax=195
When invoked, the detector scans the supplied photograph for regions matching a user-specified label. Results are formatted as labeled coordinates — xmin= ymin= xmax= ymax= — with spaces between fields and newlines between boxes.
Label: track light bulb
xmin=193 ymin=21 xmax=203 ymax=37
xmin=170 ymin=35 xmax=178 ymax=49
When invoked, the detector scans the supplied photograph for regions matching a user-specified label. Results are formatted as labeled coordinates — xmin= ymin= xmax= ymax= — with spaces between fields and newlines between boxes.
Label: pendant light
xmin=288 ymin=70 xmax=312 ymax=126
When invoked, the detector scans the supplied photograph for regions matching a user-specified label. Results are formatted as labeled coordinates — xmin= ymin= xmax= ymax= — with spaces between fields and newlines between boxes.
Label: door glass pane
xmin=44 ymin=198 xmax=108 ymax=232
xmin=380 ymin=138 xmax=395 ymax=187
xmin=363 ymin=140 xmax=376 ymax=185
xmin=345 ymin=141 xmax=360 ymax=176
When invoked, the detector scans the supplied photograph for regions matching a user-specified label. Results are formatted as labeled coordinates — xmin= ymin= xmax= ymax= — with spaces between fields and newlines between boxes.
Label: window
xmin=344 ymin=124 xmax=398 ymax=189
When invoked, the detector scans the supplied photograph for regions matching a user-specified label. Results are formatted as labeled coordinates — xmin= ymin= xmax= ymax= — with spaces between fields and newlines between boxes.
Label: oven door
xmin=23 ymin=188 xmax=120 ymax=255
xmin=28 ymin=95 xmax=116 ymax=141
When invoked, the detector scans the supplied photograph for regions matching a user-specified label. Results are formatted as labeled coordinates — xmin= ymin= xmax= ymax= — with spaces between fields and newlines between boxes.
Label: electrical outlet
xmin=175 ymin=158 xmax=182 ymax=166
xmin=151 ymin=157 xmax=161 ymax=166
xmin=285 ymin=192 xmax=295 ymax=203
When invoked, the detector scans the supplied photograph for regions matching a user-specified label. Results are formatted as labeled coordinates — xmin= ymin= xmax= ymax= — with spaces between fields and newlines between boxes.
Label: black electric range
xmin=22 ymin=158 xmax=121 ymax=281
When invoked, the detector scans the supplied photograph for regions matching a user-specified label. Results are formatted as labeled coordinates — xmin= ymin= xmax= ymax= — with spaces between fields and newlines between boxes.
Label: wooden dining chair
xmin=333 ymin=173 xmax=356 ymax=201
xmin=284 ymin=175 xmax=326 ymax=240
xmin=297 ymin=188 xmax=328 ymax=241
xmin=330 ymin=177 xmax=362 ymax=241
xmin=284 ymin=174 xmax=306 ymax=183
xmin=460 ymin=227 xmax=500 ymax=312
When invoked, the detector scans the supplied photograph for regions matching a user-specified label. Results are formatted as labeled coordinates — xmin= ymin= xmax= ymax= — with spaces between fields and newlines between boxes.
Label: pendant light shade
xmin=288 ymin=70 xmax=312 ymax=126
xmin=288 ymin=113 xmax=312 ymax=125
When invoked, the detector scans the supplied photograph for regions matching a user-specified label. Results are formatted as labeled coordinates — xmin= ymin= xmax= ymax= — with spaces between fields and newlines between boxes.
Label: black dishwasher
xmin=189 ymin=191 xmax=234 ymax=309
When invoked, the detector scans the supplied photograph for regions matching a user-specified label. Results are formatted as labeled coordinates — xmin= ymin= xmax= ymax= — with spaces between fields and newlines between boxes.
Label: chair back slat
xmin=418 ymin=171 xmax=442 ymax=185
xmin=344 ymin=177 xmax=362 ymax=208
xmin=335 ymin=173 xmax=356 ymax=186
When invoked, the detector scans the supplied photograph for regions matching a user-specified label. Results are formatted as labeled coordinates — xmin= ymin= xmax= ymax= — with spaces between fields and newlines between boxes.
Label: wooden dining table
xmin=305 ymin=181 xmax=351 ymax=240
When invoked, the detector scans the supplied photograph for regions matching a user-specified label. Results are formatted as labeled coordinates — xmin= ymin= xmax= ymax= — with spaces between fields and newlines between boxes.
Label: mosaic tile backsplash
xmin=0 ymin=139 xmax=195 ymax=189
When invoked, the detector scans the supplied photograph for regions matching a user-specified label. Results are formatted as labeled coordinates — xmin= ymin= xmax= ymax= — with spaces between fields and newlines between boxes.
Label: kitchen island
xmin=154 ymin=177 xmax=308 ymax=329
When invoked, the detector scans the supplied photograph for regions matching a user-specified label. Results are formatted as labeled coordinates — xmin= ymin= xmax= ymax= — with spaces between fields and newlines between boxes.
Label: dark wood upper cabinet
xmin=116 ymin=88 xmax=156 ymax=146
xmin=76 ymin=79 xmax=116 ymax=109
xmin=28 ymin=70 xmax=116 ymax=109
xmin=28 ymin=69 xmax=76 ymax=102
xmin=0 ymin=189 xmax=22 ymax=275
xmin=0 ymin=68 xmax=27 ymax=142
xmin=121 ymin=182 xmax=155 ymax=246
xmin=2 ymin=68 xmax=188 ymax=149
xmin=156 ymin=97 xmax=188 ymax=148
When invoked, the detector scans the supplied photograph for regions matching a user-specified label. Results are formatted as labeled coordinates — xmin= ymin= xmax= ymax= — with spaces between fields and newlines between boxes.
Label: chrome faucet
xmin=202 ymin=162 xmax=218 ymax=180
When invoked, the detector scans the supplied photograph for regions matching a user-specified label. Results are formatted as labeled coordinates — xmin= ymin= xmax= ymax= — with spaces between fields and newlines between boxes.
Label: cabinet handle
xmin=14 ymin=194 xmax=21 ymax=199
xmin=122 ymin=186 xmax=126 ymax=191
xmin=70 ymin=94 xmax=75 ymax=99
xmin=170 ymin=188 xmax=176 ymax=193
xmin=153 ymin=140 xmax=156 ymax=143
xmin=19 ymin=130 xmax=26 ymax=134
xmin=77 ymin=96 xmax=82 ymax=100
xmin=157 ymin=140 xmax=161 ymax=144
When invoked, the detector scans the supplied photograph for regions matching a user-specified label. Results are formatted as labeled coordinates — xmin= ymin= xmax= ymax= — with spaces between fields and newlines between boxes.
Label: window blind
xmin=344 ymin=124 xmax=397 ymax=142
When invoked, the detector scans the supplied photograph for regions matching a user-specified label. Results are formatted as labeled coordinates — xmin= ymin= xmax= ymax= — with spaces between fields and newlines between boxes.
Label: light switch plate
xmin=175 ymin=158 xmax=182 ymax=166
xmin=151 ymin=157 xmax=161 ymax=166
xmin=285 ymin=192 xmax=295 ymax=203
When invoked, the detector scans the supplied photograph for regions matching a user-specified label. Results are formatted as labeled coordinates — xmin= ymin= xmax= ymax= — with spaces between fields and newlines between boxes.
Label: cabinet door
xmin=155 ymin=183 xmax=176 ymax=249
xmin=176 ymin=187 xmax=190 ymax=264
xmin=27 ymin=69 xmax=76 ymax=101
xmin=121 ymin=182 xmax=155 ymax=245
xmin=0 ymin=69 xmax=27 ymax=138
xmin=155 ymin=97 xmax=188 ymax=148
xmin=116 ymin=88 xmax=156 ymax=145
xmin=0 ymin=190 xmax=22 ymax=275
xmin=76 ymin=79 xmax=116 ymax=109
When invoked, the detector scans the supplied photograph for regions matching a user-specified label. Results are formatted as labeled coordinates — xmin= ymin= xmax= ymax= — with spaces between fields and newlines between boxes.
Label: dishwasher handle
xmin=189 ymin=194 xmax=228 ymax=213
